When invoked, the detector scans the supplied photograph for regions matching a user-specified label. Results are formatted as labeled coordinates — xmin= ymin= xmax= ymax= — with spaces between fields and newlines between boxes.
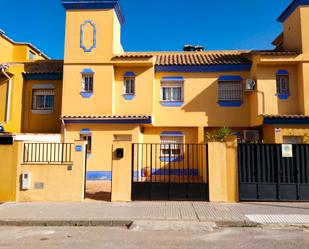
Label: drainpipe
xmin=61 ymin=118 xmax=66 ymax=142
xmin=1 ymin=65 xmax=12 ymax=124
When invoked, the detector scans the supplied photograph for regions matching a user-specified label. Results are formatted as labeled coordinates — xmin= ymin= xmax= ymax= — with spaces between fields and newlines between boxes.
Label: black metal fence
xmin=238 ymin=144 xmax=309 ymax=201
xmin=23 ymin=143 xmax=74 ymax=163
xmin=132 ymin=143 xmax=209 ymax=201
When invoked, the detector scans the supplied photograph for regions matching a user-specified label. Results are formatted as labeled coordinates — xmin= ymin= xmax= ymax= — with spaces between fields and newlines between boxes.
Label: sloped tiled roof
xmin=263 ymin=114 xmax=309 ymax=119
xmin=250 ymin=50 xmax=300 ymax=56
xmin=155 ymin=51 xmax=251 ymax=66
xmin=24 ymin=60 xmax=63 ymax=74
xmin=114 ymin=51 xmax=251 ymax=66
xmin=113 ymin=53 xmax=153 ymax=59
xmin=61 ymin=115 xmax=151 ymax=120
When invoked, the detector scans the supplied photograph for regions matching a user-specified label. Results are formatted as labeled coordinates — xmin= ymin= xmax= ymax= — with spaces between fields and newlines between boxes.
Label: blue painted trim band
xmin=133 ymin=169 xmax=199 ymax=178
xmin=82 ymin=68 xmax=94 ymax=74
xmin=160 ymin=101 xmax=184 ymax=107
xmin=161 ymin=76 xmax=184 ymax=82
xmin=23 ymin=73 xmax=63 ymax=80
xmin=123 ymin=94 xmax=135 ymax=100
xmin=61 ymin=0 xmax=124 ymax=24
xmin=80 ymin=92 xmax=93 ymax=98
xmin=277 ymin=69 xmax=289 ymax=75
xmin=264 ymin=117 xmax=309 ymax=125
xmin=64 ymin=118 xmax=152 ymax=124
xmin=218 ymin=75 xmax=243 ymax=81
xmin=160 ymin=131 xmax=184 ymax=136
xmin=160 ymin=156 xmax=184 ymax=162
xmin=218 ymin=101 xmax=243 ymax=107
xmin=155 ymin=64 xmax=251 ymax=73
xmin=86 ymin=171 xmax=112 ymax=181
xmin=276 ymin=93 xmax=290 ymax=100
xmin=277 ymin=0 xmax=309 ymax=23
xmin=124 ymin=72 xmax=135 ymax=77
xmin=80 ymin=128 xmax=92 ymax=135
xmin=80 ymin=20 xmax=96 ymax=53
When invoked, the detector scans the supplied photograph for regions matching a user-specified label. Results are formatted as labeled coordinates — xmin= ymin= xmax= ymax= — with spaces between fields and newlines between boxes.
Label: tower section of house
xmin=60 ymin=0 xmax=154 ymax=180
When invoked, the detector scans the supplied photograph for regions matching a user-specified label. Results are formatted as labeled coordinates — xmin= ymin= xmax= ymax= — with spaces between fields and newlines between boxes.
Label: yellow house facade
xmin=1 ymin=0 xmax=309 ymax=185
xmin=57 ymin=0 xmax=309 ymax=181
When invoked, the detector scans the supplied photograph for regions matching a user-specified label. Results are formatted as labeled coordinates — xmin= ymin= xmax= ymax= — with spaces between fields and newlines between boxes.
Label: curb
xmin=0 ymin=220 xmax=133 ymax=227
xmin=0 ymin=219 xmax=306 ymax=228
xmin=214 ymin=220 xmax=261 ymax=228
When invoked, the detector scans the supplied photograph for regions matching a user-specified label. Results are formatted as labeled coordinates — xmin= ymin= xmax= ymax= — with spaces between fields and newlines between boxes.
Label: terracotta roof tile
xmin=263 ymin=114 xmax=309 ymax=119
xmin=155 ymin=52 xmax=251 ymax=66
xmin=250 ymin=50 xmax=300 ymax=56
xmin=24 ymin=60 xmax=63 ymax=74
xmin=61 ymin=115 xmax=151 ymax=120
xmin=113 ymin=53 xmax=153 ymax=59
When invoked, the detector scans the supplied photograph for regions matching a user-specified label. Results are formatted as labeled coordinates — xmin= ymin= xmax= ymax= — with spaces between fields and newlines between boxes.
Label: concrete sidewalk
xmin=0 ymin=202 xmax=308 ymax=226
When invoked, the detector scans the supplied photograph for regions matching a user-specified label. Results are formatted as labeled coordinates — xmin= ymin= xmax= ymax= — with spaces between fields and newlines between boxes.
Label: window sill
xmin=276 ymin=93 xmax=290 ymax=100
xmin=160 ymin=156 xmax=184 ymax=162
xmin=80 ymin=91 xmax=93 ymax=98
xmin=123 ymin=94 xmax=135 ymax=100
xmin=31 ymin=109 xmax=54 ymax=115
xmin=160 ymin=101 xmax=184 ymax=107
xmin=218 ymin=101 xmax=243 ymax=107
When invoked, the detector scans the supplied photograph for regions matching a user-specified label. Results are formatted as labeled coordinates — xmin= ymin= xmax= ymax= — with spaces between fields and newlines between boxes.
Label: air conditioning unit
xmin=244 ymin=130 xmax=259 ymax=142
xmin=245 ymin=79 xmax=256 ymax=92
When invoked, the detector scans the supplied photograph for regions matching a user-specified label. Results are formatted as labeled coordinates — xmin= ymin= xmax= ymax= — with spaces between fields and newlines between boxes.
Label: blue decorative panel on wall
xmin=80 ymin=20 xmax=97 ymax=52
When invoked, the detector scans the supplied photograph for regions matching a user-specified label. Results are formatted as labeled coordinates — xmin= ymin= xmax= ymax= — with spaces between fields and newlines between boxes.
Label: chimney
xmin=183 ymin=44 xmax=194 ymax=52
xmin=194 ymin=46 xmax=204 ymax=52
xmin=183 ymin=44 xmax=205 ymax=52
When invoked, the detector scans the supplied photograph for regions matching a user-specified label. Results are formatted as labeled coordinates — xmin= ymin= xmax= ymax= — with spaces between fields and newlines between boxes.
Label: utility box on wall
xmin=21 ymin=172 xmax=31 ymax=190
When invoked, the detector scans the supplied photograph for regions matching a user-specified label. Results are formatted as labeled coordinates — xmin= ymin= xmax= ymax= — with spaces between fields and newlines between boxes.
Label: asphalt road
xmin=0 ymin=226 xmax=308 ymax=249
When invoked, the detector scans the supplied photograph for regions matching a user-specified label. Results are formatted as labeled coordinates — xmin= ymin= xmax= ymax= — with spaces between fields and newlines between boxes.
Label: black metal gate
xmin=132 ymin=143 xmax=209 ymax=201
xmin=238 ymin=144 xmax=309 ymax=201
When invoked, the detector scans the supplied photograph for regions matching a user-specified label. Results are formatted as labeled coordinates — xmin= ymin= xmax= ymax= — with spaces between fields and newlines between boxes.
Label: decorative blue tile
xmin=80 ymin=20 xmax=96 ymax=53
xmin=86 ymin=171 xmax=112 ymax=181
xmin=80 ymin=92 xmax=93 ymax=98
xmin=123 ymin=94 xmax=135 ymax=100
xmin=276 ymin=93 xmax=290 ymax=100
xmin=160 ymin=101 xmax=184 ymax=107
xmin=160 ymin=156 xmax=184 ymax=162
xmin=218 ymin=101 xmax=243 ymax=107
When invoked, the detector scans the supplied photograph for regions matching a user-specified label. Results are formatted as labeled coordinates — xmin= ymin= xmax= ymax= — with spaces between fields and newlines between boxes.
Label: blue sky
xmin=0 ymin=0 xmax=292 ymax=59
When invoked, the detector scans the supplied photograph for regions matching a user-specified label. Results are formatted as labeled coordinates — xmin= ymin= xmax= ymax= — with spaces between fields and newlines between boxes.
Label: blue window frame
xmin=123 ymin=72 xmax=135 ymax=100
xmin=276 ymin=70 xmax=290 ymax=99
xmin=81 ymin=69 xmax=94 ymax=98
xmin=218 ymin=76 xmax=243 ymax=107
xmin=160 ymin=77 xmax=184 ymax=106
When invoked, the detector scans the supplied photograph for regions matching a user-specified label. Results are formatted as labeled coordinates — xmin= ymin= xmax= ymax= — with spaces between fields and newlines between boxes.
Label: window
xmin=160 ymin=135 xmax=183 ymax=158
xmin=161 ymin=83 xmax=183 ymax=102
xmin=162 ymin=87 xmax=182 ymax=101
xmin=82 ymin=73 xmax=94 ymax=93
xmin=276 ymin=70 xmax=289 ymax=97
xmin=80 ymin=134 xmax=92 ymax=154
xmin=124 ymin=77 xmax=135 ymax=95
xmin=218 ymin=80 xmax=243 ymax=102
xmin=32 ymin=89 xmax=54 ymax=110
xmin=29 ymin=51 xmax=36 ymax=60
